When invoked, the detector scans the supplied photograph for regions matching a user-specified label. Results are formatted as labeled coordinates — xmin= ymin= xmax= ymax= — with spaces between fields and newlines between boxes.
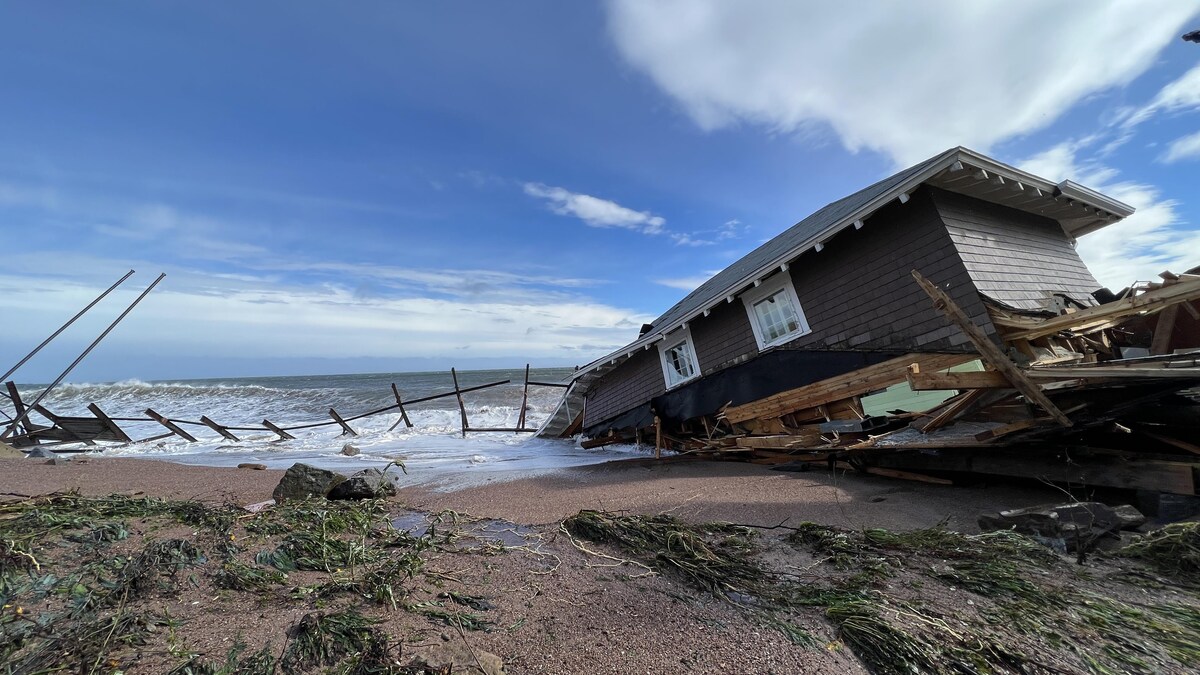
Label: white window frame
xmin=657 ymin=326 xmax=701 ymax=389
xmin=741 ymin=273 xmax=812 ymax=350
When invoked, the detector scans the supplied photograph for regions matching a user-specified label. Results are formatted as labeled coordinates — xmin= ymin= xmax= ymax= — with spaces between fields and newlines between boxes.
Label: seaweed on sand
xmin=1117 ymin=522 xmax=1200 ymax=578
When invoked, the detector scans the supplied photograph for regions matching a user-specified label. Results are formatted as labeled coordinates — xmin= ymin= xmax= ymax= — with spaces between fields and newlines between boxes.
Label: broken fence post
xmin=329 ymin=408 xmax=358 ymax=436
xmin=262 ymin=419 xmax=295 ymax=441
xmin=451 ymin=367 xmax=469 ymax=438
xmin=517 ymin=364 xmax=531 ymax=432
xmin=144 ymin=408 xmax=198 ymax=442
xmin=87 ymin=403 xmax=132 ymax=443
xmin=387 ymin=383 xmax=413 ymax=431
xmin=200 ymin=415 xmax=241 ymax=442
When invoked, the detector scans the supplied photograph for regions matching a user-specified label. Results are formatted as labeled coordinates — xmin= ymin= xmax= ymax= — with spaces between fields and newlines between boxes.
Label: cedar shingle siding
xmin=582 ymin=185 xmax=1098 ymax=429
xmin=933 ymin=188 xmax=1101 ymax=310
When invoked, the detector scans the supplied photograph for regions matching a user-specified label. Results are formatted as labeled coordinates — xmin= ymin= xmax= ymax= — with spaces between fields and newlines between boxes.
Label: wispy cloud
xmin=523 ymin=182 xmax=665 ymax=234
xmin=607 ymin=1 xmax=1198 ymax=166
xmin=1162 ymin=130 xmax=1200 ymax=164
xmin=1122 ymin=62 xmax=1200 ymax=130
xmin=654 ymin=270 xmax=720 ymax=291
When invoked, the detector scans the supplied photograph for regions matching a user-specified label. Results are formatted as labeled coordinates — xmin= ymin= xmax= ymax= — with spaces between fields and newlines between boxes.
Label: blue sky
xmin=2 ymin=2 xmax=1199 ymax=382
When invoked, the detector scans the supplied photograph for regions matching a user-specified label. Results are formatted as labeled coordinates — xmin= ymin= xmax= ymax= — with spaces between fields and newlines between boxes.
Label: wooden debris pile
xmin=641 ymin=268 xmax=1200 ymax=496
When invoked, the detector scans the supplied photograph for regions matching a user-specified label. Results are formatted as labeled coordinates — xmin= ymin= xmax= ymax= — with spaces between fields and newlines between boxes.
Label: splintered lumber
xmin=87 ymin=403 xmax=132 ymax=443
xmin=735 ymin=430 xmax=825 ymax=449
xmin=1001 ymin=275 xmax=1200 ymax=341
xmin=916 ymin=390 xmax=987 ymax=433
xmin=1028 ymin=365 xmax=1200 ymax=379
xmin=581 ymin=433 xmax=632 ymax=449
xmin=262 ymin=419 xmax=295 ymax=441
xmin=1150 ymin=304 xmax=1180 ymax=355
xmin=144 ymin=408 xmax=198 ymax=442
xmin=912 ymin=270 xmax=1071 ymax=427
xmin=328 ymin=408 xmax=357 ymax=437
xmin=199 ymin=415 xmax=240 ymax=442
xmin=724 ymin=352 xmax=974 ymax=424
xmin=560 ymin=410 xmax=584 ymax=438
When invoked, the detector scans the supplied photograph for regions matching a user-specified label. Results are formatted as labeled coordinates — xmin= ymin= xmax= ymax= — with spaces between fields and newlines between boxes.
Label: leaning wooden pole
xmin=516 ymin=364 xmax=531 ymax=432
xmin=451 ymin=367 xmax=469 ymax=438
xmin=144 ymin=407 xmax=198 ymax=442
xmin=87 ymin=403 xmax=132 ymax=443
xmin=200 ymin=415 xmax=241 ymax=442
xmin=911 ymin=269 xmax=1071 ymax=427
xmin=329 ymin=408 xmax=358 ymax=436
xmin=2 ymin=273 xmax=166 ymax=441
xmin=262 ymin=419 xmax=295 ymax=441
xmin=387 ymin=383 xmax=413 ymax=431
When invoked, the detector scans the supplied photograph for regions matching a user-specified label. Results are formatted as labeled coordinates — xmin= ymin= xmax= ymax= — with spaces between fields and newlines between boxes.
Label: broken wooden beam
xmin=144 ymin=408 xmax=198 ymax=442
xmin=1001 ymin=275 xmax=1200 ymax=341
xmin=912 ymin=270 xmax=1072 ymax=427
xmin=906 ymin=363 xmax=1012 ymax=390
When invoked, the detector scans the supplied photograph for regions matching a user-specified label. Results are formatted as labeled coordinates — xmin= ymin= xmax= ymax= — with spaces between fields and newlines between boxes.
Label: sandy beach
xmin=3 ymin=455 xmax=1197 ymax=674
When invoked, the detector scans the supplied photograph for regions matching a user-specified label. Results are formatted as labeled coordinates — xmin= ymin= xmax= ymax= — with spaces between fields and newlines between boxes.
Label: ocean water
xmin=12 ymin=368 xmax=643 ymax=488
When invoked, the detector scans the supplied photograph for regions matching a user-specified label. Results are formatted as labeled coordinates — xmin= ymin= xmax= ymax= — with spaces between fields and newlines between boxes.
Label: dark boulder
xmin=327 ymin=467 xmax=398 ymax=500
xmin=272 ymin=463 xmax=347 ymax=501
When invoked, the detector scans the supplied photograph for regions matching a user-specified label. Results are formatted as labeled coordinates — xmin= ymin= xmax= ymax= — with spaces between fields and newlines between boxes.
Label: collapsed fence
xmin=2 ymin=365 xmax=569 ymax=451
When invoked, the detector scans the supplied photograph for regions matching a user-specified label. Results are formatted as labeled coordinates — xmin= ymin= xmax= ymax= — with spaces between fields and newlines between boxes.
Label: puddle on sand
xmin=389 ymin=510 xmax=540 ymax=551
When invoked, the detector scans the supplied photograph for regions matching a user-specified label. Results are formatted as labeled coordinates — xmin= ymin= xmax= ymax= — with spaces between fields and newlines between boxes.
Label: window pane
xmin=753 ymin=291 xmax=801 ymax=344
xmin=664 ymin=340 xmax=695 ymax=384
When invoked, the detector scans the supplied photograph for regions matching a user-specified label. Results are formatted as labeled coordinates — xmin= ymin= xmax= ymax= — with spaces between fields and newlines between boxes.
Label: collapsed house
xmin=539 ymin=147 xmax=1200 ymax=498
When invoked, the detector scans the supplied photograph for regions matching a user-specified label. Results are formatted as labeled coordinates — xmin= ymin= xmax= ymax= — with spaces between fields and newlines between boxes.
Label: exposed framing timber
xmin=911 ymin=270 xmax=1071 ymax=427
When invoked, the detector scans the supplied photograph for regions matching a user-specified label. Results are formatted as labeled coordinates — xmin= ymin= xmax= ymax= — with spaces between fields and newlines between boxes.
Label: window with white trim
xmin=741 ymin=274 xmax=811 ymax=349
xmin=658 ymin=327 xmax=700 ymax=389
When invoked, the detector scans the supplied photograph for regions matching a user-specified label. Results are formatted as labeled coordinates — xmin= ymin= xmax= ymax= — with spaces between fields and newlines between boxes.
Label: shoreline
xmin=0 ymin=454 xmax=1066 ymax=532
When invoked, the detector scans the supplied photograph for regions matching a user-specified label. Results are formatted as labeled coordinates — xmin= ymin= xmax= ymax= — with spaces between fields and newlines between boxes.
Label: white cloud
xmin=1020 ymin=141 xmax=1197 ymax=289
xmin=1162 ymin=130 xmax=1200 ymax=163
xmin=523 ymin=182 xmax=665 ymax=234
xmin=654 ymin=271 xmax=720 ymax=290
xmin=1123 ymin=62 xmax=1200 ymax=129
xmin=607 ymin=1 xmax=1198 ymax=166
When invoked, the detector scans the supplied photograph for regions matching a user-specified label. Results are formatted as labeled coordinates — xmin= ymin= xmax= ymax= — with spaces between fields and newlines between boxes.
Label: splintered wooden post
xmin=387 ymin=383 xmax=413 ymax=431
xmin=200 ymin=415 xmax=240 ymax=442
xmin=451 ymin=367 xmax=469 ymax=438
xmin=87 ymin=403 xmax=132 ymax=443
xmin=911 ymin=269 xmax=1072 ymax=427
xmin=516 ymin=364 xmax=531 ymax=432
xmin=329 ymin=408 xmax=357 ymax=436
xmin=262 ymin=419 xmax=295 ymax=441
xmin=144 ymin=408 xmax=198 ymax=442
xmin=654 ymin=415 xmax=662 ymax=459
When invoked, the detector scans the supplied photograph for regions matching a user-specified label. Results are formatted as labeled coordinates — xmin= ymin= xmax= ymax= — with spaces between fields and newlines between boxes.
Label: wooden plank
xmin=560 ymin=410 xmax=584 ymax=438
xmin=87 ymin=403 xmax=133 ymax=443
xmin=915 ymin=390 xmax=987 ymax=433
xmin=328 ymin=408 xmax=357 ymax=437
xmin=451 ymin=367 xmax=469 ymax=438
xmin=1150 ymin=305 xmax=1181 ymax=355
xmin=581 ymin=433 xmax=631 ymax=449
xmin=912 ymin=270 xmax=1071 ymax=427
xmin=972 ymin=418 xmax=1047 ymax=442
xmin=262 ymin=418 xmax=295 ymax=441
xmin=200 ymin=415 xmax=240 ymax=442
xmin=835 ymin=463 xmax=954 ymax=485
xmin=1002 ymin=276 xmax=1200 ymax=341
xmin=4 ymin=381 xmax=30 ymax=437
xmin=32 ymin=405 xmax=97 ymax=445
xmin=1027 ymin=366 xmax=1200 ymax=379
xmin=144 ymin=408 xmax=198 ymax=442
xmin=654 ymin=415 xmax=662 ymax=459
xmin=735 ymin=431 xmax=824 ymax=449
xmin=724 ymin=352 xmax=974 ymax=423
xmin=386 ymin=383 xmax=414 ymax=431
xmin=1140 ymin=431 xmax=1200 ymax=456
xmin=906 ymin=363 xmax=1013 ymax=390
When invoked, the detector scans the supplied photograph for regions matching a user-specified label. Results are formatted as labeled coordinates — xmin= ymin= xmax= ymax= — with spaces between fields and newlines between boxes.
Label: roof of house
xmin=571 ymin=146 xmax=1134 ymax=383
